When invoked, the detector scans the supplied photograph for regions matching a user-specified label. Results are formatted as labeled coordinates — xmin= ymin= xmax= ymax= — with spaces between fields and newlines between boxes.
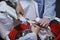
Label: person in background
xmin=0 ymin=0 xmax=23 ymax=40
xmin=15 ymin=0 xmax=56 ymax=40
xmin=16 ymin=0 xmax=24 ymax=19
xmin=34 ymin=0 xmax=56 ymax=27
xmin=16 ymin=0 xmax=56 ymax=27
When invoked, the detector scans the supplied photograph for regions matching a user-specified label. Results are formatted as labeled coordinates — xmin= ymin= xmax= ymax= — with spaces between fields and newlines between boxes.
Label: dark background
xmin=56 ymin=0 xmax=60 ymax=18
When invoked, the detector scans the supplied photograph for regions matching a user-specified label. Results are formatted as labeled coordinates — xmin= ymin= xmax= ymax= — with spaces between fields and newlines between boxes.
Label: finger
xmin=42 ymin=21 xmax=47 ymax=27
xmin=42 ymin=23 xmax=46 ymax=27
xmin=31 ymin=24 xmax=36 ymax=28
xmin=45 ymin=24 xmax=49 ymax=27
xmin=31 ymin=24 xmax=39 ymax=28
xmin=40 ymin=20 xmax=45 ymax=26
xmin=19 ymin=12 xmax=23 ymax=15
xmin=43 ymin=21 xmax=49 ymax=27
xmin=17 ymin=14 xmax=20 ymax=19
xmin=16 ymin=8 xmax=24 ymax=15
xmin=34 ymin=25 xmax=40 ymax=30
xmin=31 ymin=26 xmax=35 ymax=31
xmin=31 ymin=23 xmax=35 ymax=26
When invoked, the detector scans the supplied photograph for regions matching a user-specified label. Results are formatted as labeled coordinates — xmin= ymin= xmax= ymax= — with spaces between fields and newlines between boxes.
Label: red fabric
xmin=50 ymin=22 xmax=60 ymax=40
xmin=19 ymin=23 xmax=30 ymax=30
xmin=8 ymin=23 xmax=30 ymax=40
xmin=54 ymin=34 xmax=60 ymax=40
xmin=8 ymin=21 xmax=60 ymax=40
xmin=8 ymin=28 xmax=18 ymax=40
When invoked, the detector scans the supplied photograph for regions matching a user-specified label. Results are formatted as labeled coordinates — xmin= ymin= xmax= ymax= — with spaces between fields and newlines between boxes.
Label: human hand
xmin=39 ymin=17 xmax=51 ymax=27
xmin=16 ymin=2 xmax=24 ymax=14
xmin=16 ymin=2 xmax=24 ymax=19
xmin=31 ymin=24 xmax=40 ymax=34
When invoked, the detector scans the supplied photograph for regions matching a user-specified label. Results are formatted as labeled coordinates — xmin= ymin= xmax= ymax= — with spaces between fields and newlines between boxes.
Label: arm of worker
xmin=39 ymin=0 xmax=56 ymax=27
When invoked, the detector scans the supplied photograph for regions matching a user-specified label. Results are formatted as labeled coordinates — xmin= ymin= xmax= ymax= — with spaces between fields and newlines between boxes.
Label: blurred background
xmin=56 ymin=0 xmax=60 ymax=18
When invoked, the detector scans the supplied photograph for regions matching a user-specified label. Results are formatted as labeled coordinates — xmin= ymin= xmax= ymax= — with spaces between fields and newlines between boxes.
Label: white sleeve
xmin=43 ymin=0 xmax=56 ymax=20
xmin=18 ymin=33 xmax=37 ymax=40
